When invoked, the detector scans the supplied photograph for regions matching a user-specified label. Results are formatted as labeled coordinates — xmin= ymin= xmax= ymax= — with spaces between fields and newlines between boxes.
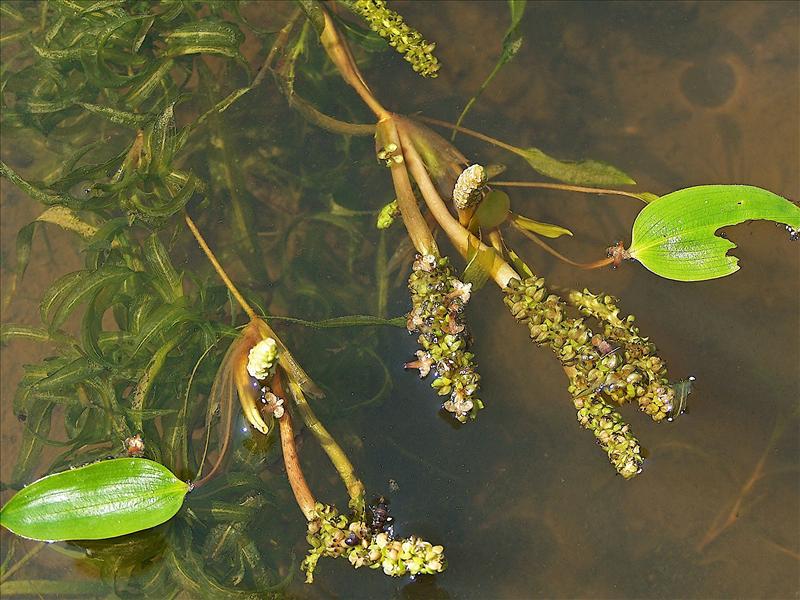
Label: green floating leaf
xmin=628 ymin=185 xmax=800 ymax=281
xmin=513 ymin=146 xmax=635 ymax=187
xmin=0 ymin=458 xmax=188 ymax=541
xmin=512 ymin=213 xmax=573 ymax=238
xmin=473 ymin=190 xmax=510 ymax=230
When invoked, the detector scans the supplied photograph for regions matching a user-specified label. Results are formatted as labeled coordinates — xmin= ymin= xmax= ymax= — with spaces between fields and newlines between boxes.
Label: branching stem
xmin=280 ymin=375 xmax=365 ymax=511
xmin=398 ymin=124 xmax=519 ymax=288
xmin=377 ymin=118 xmax=438 ymax=256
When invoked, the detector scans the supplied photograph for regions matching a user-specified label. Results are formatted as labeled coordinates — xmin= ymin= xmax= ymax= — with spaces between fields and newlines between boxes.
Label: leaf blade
xmin=0 ymin=458 xmax=188 ymax=541
xmin=628 ymin=185 xmax=800 ymax=281
xmin=514 ymin=146 xmax=635 ymax=187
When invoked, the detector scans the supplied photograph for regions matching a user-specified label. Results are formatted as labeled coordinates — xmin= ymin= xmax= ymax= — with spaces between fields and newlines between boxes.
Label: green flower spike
xmin=405 ymin=254 xmax=483 ymax=422
xmin=345 ymin=0 xmax=441 ymax=77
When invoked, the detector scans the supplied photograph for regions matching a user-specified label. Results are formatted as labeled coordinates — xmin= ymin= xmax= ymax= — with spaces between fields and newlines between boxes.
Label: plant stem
xmin=319 ymin=8 xmax=390 ymax=120
xmin=252 ymin=8 xmax=303 ymax=90
xmin=277 ymin=374 xmax=365 ymax=512
xmin=0 ymin=543 xmax=44 ymax=584
xmin=493 ymin=180 xmax=649 ymax=202
xmin=276 ymin=378 xmax=317 ymax=521
xmin=377 ymin=118 xmax=438 ymax=256
xmin=287 ymin=93 xmax=375 ymax=136
xmin=398 ymin=125 xmax=519 ymax=288
xmin=417 ymin=115 xmax=521 ymax=155
xmin=184 ymin=213 xmax=257 ymax=321
xmin=511 ymin=221 xmax=614 ymax=270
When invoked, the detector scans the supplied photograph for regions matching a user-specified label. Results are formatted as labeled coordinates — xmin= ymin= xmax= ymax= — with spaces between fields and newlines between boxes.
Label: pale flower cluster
xmin=452 ymin=164 xmax=486 ymax=209
xmin=247 ymin=337 xmax=278 ymax=380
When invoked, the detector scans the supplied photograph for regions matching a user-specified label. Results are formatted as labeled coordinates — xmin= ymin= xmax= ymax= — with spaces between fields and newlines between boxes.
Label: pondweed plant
xmin=0 ymin=0 xmax=798 ymax=596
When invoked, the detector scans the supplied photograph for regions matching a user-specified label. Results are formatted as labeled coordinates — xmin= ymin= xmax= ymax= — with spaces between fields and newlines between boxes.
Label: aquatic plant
xmin=0 ymin=0 xmax=797 ymax=595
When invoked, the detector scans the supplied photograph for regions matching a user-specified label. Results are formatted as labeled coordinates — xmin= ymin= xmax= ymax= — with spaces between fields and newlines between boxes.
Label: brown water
xmin=1 ymin=2 xmax=798 ymax=598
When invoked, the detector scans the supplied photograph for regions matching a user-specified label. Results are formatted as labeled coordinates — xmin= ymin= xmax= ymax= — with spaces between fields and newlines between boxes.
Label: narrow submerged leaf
xmin=462 ymin=237 xmax=496 ymax=291
xmin=0 ymin=325 xmax=53 ymax=344
xmin=512 ymin=214 xmax=573 ymax=238
xmin=144 ymin=233 xmax=183 ymax=301
xmin=10 ymin=399 xmax=54 ymax=486
xmin=49 ymin=266 xmax=134 ymax=329
xmin=144 ymin=103 xmax=177 ymax=175
xmin=452 ymin=0 xmax=527 ymax=139
xmin=514 ymin=146 xmax=636 ymax=187
xmin=627 ymin=185 xmax=800 ymax=281
xmin=77 ymin=102 xmax=150 ymax=127
xmin=669 ymin=376 xmax=694 ymax=419
xmin=162 ymin=19 xmax=244 ymax=59
xmin=1 ymin=162 xmax=80 ymax=208
xmin=0 ymin=458 xmax=188 ymax=541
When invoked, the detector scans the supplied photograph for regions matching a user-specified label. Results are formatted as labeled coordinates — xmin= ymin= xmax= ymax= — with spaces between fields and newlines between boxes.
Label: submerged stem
xmin=280 ymin=375 xmax=365 ymax=512
xmin=319 ymin=8 xmax=389 ymax=120
xmin=398 ymin=125 xmax=519 ymax=288
xmin=377 ymin=118 xmax=438 ymax=256
xmin=184 ymin=213 xmax=257 ymax=321
xmin=416 ymin=115 xmax=521 ymax=155
xmin=493 ymin=180 xmax=649 ymax=202
xmin=278 ymin=397 xmax=317 ymax=521
xmin=511 ymin=221 xmax=614 ymax=270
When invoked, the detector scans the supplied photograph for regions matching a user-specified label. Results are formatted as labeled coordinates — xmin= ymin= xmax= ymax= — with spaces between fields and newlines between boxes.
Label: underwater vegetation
xmin=0 ymin=1 xmax=797 ymax=597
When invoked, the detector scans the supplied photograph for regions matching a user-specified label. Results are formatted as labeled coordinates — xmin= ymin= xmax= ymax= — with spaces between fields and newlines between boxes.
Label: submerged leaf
xmin=514 ymin=146 xmax=635 ymax=187
xmin=627 ymin=185 xmax=800 ymax=281
xmin=162 ymin=19 xmax=244 ymax=59
xmin=669 ymin=376 xmax=695 ymax=419
xmin=0 ymin=458 xmax=188 ymax=541
xmin=473 ymin=190 xmax=510 ymax=230
xmin=462 ymin=237 xmax=497 ymax=291
xmin=512 ymin=214 xmax=573 ymax=238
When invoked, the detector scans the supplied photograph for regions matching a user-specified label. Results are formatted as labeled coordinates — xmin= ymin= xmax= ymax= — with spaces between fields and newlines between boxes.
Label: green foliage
xmin=512 ymin=214 xmax=573 ymax=238
xmin=0 ymin=459 xmax=188 ymax=541
xmin=628 ymin=185 xmax=800 ymax=281
xmin=0 ymin=0 xmax=405 ymax=594
xmin=473 ymin=190 xmax=510 ymax=230
xmin=514 ymin=146 xmax=636 ymax=186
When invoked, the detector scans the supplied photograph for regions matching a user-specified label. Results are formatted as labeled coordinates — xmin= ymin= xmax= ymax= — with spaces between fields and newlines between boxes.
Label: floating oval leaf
xmin=627 ymin=185 xmax=800 ymax=281
xmin=0 ymin=458 xmax=189 ymax=541
xmin=473 ymin=190 xmax=510 ymax=230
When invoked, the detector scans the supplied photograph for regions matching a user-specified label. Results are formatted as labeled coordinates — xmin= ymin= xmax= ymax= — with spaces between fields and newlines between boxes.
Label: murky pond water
xmin=1 ymin=2 xmax=798 ymax=598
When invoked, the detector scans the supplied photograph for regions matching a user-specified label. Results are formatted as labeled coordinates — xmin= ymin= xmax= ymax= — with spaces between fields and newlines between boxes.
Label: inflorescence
xmin=405 ymin=254 xmax=482 ymax=422
xmin=452 ymin=164 xmax=487 ymax=209
xmin=504 ymin=277 xmax=676 ymax=478
xmin=346 ymin=0 xmax=441 ymax=77
xmin=302 ymin=503 xmax=446 ymax=583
